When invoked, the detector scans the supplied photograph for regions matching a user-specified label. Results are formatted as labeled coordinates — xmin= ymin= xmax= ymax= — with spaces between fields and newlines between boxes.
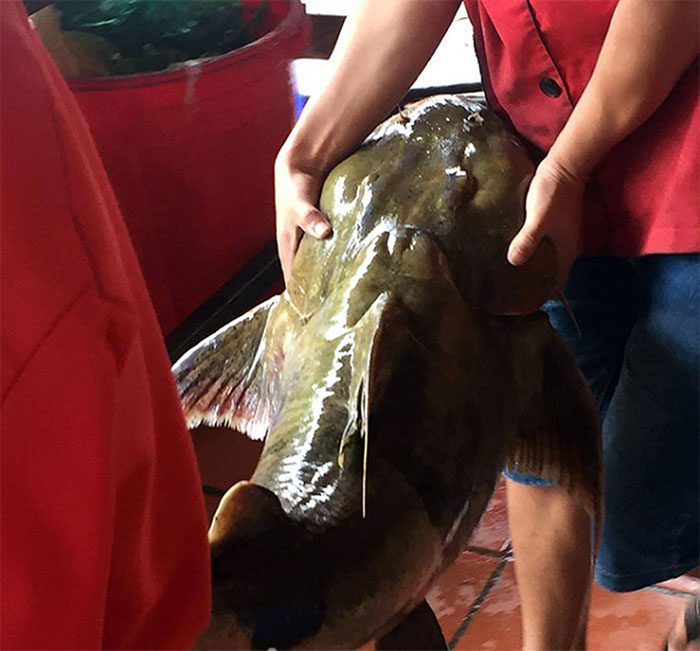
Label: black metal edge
xmin=23 ymin=1 xmax=54 ymax=14
xmin=402 ymin=82 xmax=483 ymax=105
xmin=203 ymin=484 xmax=227 ymax=498
xmin=165 ymin=240 xmax=282 ymax=363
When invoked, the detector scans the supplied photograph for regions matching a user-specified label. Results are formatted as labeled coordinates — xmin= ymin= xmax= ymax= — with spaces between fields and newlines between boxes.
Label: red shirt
xmin=464 ymin=0 xmax=700 ymax=257
xmin=0 ymin=2 xmax=210 ymax=648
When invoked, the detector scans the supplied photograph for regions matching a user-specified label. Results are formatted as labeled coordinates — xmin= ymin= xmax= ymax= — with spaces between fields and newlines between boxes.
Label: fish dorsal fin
xmin=172 ymin=295 xmax=297 ymax=439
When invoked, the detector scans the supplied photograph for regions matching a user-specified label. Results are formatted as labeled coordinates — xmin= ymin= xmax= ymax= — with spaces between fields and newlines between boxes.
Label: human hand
xmin=274 ymin=152 xmax=332 ymax=283
xmin=507 ymin=156 xmax=586 ymax=288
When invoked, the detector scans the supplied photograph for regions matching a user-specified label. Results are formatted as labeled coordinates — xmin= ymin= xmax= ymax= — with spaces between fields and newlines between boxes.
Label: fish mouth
xmin=240 ymin=601 xmax=325 ymax=651
xmin=207 ymin=577 xmax=325 ymax=650
xmin=206 ymin=481 xmax=326 ymax=649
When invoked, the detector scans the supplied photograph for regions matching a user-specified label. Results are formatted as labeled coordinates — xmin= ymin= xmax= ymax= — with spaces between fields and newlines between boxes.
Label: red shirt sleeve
xmin=1 ymin=2 xmax=211 ymax=648
xmin=1 ymin=290 xmax=211 ymax=650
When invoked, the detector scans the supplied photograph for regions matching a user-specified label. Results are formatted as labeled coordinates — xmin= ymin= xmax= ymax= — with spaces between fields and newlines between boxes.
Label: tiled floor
xmin=427 ymin=482 xmax=697 ymax=650
xmin=195 ymin=428 xmax=698 ymax=650
xmin=442 ymin=558 xmax=693 ymax=651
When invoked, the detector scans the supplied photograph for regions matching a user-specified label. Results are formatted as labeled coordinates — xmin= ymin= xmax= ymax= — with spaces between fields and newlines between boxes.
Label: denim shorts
xmin=505 ymin=254 xmax=699 ymax=592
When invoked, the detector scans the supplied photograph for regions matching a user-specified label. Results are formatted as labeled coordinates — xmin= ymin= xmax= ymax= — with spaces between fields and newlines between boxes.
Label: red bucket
xmin=68 ymin=0 xmax=308 ymax=333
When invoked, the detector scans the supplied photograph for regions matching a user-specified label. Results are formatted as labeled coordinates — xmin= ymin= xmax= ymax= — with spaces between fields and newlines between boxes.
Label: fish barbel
xmin=173 ymin=95 xmax=601 ymax=650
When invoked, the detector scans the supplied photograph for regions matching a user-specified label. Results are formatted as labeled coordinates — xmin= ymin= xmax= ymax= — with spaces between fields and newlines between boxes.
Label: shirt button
xmin=540 ymin=77 xmax=562 ymax=98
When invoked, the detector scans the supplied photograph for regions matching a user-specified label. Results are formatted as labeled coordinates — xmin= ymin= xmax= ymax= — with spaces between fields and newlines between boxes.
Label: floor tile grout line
xmin=464 ymin=545 xmax=508 ymax=558
xmin=448 ymin=555 xmax=509 ymax=649
xmin=648 ymin=585 xmax=695 ymax=599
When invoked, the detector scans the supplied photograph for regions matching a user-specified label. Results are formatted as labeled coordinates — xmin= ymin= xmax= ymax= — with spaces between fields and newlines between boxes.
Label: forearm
xmin=279 ymin=0 xmax=460 ymax=174
xmin=548 ymin=0 xmax=699 ymax=179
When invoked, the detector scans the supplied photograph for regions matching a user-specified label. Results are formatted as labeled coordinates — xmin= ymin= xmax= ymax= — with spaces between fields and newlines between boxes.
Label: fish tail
xmin=507 ymin=320 xmax=603 ymax=532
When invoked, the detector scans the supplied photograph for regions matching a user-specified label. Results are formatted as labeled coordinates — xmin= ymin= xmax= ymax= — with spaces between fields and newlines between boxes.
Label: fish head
xmin=443 ymin=101 xmax=559 ymax=316
xmin=200 ymin=481 xmax=324 ymax=650
xmin=301 ymin=95 xmax=558 ymax=318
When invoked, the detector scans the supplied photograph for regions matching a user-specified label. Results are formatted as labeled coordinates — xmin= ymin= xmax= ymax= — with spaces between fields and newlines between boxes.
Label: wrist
xmin=275 ymin=139 xmax=326 ymax=179
xmin=276 ymin=122 xmax=338 ymax=179
xmin=539 ymin=149 xmax=591 ymax=185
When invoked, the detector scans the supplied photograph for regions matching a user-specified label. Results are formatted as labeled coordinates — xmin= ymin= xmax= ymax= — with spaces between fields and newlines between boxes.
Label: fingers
xmin=508 ymin=167 xmax=549 ymax=267
xmin=508 ymin=222 xmax=544 ymax=267
xmin=277 ymin=203 xmax=332 ymax=283
xmin=297 ymin=205 xmax=331 ymax=239
xmin=274 ymin=153 xmax=332 ymax=282
xmin=508 ymin=156 xmax=584 ymax=284
xmin=277 ymin=225 xmax=301 ymax=284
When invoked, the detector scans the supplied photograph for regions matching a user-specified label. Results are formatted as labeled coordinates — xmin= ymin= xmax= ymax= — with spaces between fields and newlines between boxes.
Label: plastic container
xmin=68 ymin=0 xmax=308 ymax=333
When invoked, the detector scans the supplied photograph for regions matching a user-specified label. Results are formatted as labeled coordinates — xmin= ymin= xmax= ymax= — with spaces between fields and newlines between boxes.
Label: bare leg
xmin=506 ymin=480 xmax=592 ymax=651
xmin=666 ymin=592 xmax=700 ymax=651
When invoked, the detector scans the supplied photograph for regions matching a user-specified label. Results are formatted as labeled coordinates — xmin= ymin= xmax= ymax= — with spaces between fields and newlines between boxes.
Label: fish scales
xmin=173 ymin=95 xmax=602 ymax=650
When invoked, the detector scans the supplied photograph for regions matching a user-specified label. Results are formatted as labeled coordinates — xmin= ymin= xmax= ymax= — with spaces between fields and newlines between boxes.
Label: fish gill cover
xmin=54 ymin=0 xmax=269 ymax=75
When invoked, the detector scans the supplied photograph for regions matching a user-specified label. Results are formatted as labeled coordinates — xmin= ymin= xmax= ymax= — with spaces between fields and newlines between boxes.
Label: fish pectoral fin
xmin=375 ymin=600 xmax=447 ymax=651
xmin=507 ymin=319 xmax=603 ymax=527
xmin=337 ymin=292 xmax=391 ymax=458
xmin=172 ymin=295 xmax=291 ymax=439
xmin=334 ymin=292 xmax=403 ymax=514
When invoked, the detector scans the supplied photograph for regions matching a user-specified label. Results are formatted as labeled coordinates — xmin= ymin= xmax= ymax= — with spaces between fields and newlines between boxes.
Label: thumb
xmin=507 ymin=224 xmax=543 ymax=266
xmin=297 ymin=205 xmax=332 ymax=239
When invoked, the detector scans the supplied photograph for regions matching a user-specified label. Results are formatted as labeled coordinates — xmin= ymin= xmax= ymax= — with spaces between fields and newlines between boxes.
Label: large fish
xmin=173 ymin=95 xmax=601 ymax=650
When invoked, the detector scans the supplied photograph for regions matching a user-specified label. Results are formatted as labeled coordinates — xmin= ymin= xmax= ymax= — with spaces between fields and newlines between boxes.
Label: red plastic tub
xmin=68 ymin=1 xmax=308 ymax=333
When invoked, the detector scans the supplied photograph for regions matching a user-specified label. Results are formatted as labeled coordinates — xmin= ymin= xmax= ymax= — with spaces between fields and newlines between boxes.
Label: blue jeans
xmin=506 ymin=254 xmax=699 ymax=592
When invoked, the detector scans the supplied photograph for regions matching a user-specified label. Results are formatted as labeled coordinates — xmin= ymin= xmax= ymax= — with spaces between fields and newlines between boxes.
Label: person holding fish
xmin=275 ymin=1 xmax=699 ymax=649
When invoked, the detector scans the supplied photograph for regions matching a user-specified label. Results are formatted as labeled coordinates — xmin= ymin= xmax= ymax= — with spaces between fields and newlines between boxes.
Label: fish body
xmin=173 ymin=96 xmax=601 ymax=650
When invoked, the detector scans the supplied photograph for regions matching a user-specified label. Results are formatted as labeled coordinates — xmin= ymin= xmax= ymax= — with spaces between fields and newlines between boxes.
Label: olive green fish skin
xmin=253 ymin=97 xmax=558 ymax=528
xmin=174 ymin=96 xmax=600 ymax=650
xmin=289 ymin=97 xmax=557 ymax=320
